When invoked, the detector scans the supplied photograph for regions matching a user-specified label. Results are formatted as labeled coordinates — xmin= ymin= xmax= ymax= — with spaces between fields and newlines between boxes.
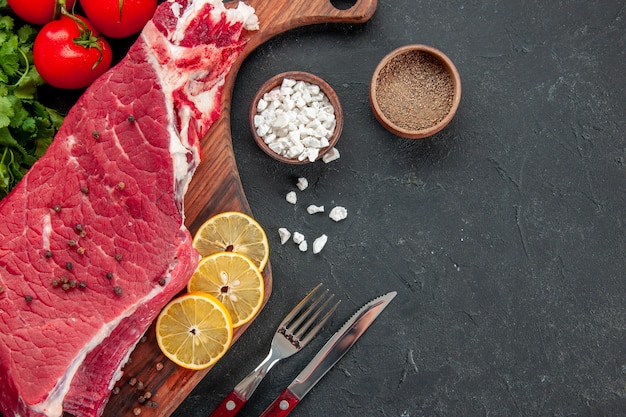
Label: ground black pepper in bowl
xmin=370 ymin=44 xmax=461 ymax=139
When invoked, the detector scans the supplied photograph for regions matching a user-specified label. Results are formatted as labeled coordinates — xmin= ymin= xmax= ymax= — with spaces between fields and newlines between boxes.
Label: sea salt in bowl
xmin=370 ymin=44 xmax=461 ymax=139
xmin=250 ymin=71 xmax=343 ymax=164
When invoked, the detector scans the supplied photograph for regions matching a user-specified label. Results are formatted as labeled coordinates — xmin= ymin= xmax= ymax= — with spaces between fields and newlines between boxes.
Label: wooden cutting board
xmin=99 ymin=0 xmax=377 ymax=416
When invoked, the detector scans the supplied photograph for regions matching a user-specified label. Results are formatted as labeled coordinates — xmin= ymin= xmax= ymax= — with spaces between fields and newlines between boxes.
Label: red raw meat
xmin=0 ymin=1 xmax=257 ymax=416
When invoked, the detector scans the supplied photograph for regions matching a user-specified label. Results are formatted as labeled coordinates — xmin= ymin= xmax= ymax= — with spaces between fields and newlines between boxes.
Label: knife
xmin=259 ymin=291 xmax=397 ymax=417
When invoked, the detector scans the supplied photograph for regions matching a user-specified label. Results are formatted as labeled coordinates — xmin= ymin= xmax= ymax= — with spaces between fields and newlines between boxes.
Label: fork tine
xmin=278 ymin=283 xmax=322 ymax=329
xmin=287 ymin=288 xmax=329 ymax=331
xmin=297 ymin=298 xmax=341 ymax=346
xmin=292 ymin=293 xmax=336 ymax=339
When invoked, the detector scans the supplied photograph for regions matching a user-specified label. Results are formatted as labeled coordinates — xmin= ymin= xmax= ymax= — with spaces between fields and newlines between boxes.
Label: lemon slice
xmin=192 ymin=211 xmax=269 ymax=271
xmin=187 ymin=252 xmax=264 ymax=328
xmin=156 ymin=292 xmax=233 ymax=370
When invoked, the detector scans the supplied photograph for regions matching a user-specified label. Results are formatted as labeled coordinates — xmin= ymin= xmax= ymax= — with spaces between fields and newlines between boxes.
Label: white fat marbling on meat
xmin=138 ymin=22 xmax=197 ymax=208
xmin=170 ymin=0 xmax=211 ymax=43
xmin=227 ymin=2 xmax=259 ymax=31
xmin=169 ymin=0 xmax=257 ymax=42
xmin=169 ymin=0 xmax=183 ymax=18
xmin=41 ymin=213 xmax=51 ymax=251
xmin=63 ymin=134 xmax=82 ymax=171
xmin=142 ymin=1 xmax=258 ymax=208
xmin=108 ymin=338 xmax=138 ymax=390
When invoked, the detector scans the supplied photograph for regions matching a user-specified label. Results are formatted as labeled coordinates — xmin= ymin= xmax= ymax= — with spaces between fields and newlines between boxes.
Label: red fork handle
xmin=208 ymin=390 xmax=247 ymax=417
xmin=259 ymin=389 xmax=300 ymax=417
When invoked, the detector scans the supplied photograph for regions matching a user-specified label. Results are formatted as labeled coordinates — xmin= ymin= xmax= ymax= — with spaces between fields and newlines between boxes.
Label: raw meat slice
xmin=0 ymin=1 xmax=258 ymax=416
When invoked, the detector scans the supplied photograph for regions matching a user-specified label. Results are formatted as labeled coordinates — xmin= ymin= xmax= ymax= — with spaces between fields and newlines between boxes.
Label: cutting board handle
xmin=243 ymin=0 xmax=378 ymax=50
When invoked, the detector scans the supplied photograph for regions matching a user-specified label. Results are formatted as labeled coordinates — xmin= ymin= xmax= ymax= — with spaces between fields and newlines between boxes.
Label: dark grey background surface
xmin=168 ymin=0 xmax=626 ymax=416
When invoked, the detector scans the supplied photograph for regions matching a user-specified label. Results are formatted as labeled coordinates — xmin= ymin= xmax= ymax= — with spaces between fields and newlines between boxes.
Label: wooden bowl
xmin=250 ymin=71 xmax=343 ymax=164
xmin=370 ymin=44 xmax=461 ymax=139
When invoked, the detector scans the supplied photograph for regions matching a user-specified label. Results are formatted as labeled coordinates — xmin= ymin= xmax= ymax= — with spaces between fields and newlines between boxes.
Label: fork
xmin=208 ymin=284 xmax=339 ymax=417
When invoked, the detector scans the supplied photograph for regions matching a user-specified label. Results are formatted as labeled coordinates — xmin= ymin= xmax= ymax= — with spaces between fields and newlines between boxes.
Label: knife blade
xmin=259 ymin=291 xmax=397 ymax=417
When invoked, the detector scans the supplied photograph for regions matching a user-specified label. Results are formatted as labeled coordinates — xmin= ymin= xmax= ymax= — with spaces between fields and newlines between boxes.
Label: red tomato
xmin=7 ymin=0 xmax=77 ymax=25
xmin=33 ymin=15 xmax=113 ymax=89
xmin=80 ymin=0 xmax=157 ymax=38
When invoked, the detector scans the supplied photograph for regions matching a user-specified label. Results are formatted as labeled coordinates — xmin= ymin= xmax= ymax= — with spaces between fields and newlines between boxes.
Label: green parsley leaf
xmin=0 ymin=3 xmax=64 ymax=199
xmin=0 ymin=96 xmax=12 ymax=127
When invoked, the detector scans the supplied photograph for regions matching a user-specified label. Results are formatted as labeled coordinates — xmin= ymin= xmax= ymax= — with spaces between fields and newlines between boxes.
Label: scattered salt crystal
xmin=278 ymin=228 xmax=291 ymax=245
xmin=280 ymin=85 xmax=293 ymax=96
xmin=282 ymin=97 xmax=295 ymax=111
xmin=272 ymin=113 xmax=289 ymax=129
xmin=329 ymin=206 xmax=347 ymax=222
xmin=302 ymin=137 xmax=322 ymax=148
xmin=299 ymin=147 xmax=319 ymax=162
xmin=263 ymin=133 xmax=276 ymax=144
xmin=312 ymin=234 xmax=328 ymax=254
xmin=282 ymin=77 xmax=297 ymax=88
xmin=256 ymin=124 xmax=270 ymax=137
xmin=280 ymin=176 xmax=348 ymax=255
xmin=267 ymin=89 xmax=281 ymax=101
xmin=288 ymin=130 xmax=301 ymax=145
xmin=308 ymin=84 xmax=320 ymax=95
xmin=307 ymin=119 xmax=320 ymax=130
xmin=296 ymin=177 xmax=308 ymax=191
xmin=303 ymin=107 xmax=317 ymax=120
xmin=256 ymin=99 xmax=268 ymax=112
xmin=269 ymin=141 xmax=285 ymax=154
xmin=322 ymin=147 xmax=340 ymax=163
xmin=307 ymin=205 xmax=324 ymax=214
xmin=313 ymin=125 xmax=328 ymax=138
xmin=286 ymin=191 xmax=297 ymax=204
xmin=292 ymin=232 xmax=305 ymax=244
xmin=286 ymin=143 xmax=304 ymax=158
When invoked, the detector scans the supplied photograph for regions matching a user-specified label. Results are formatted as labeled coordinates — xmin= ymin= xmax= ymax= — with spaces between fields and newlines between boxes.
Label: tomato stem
xmin=52 ymin=0 xmax=66 ymax=21
xmin=60 ymin=10 xmax=105 ymax=71
xmin=119 ymin=0 xmax=124 ymax=23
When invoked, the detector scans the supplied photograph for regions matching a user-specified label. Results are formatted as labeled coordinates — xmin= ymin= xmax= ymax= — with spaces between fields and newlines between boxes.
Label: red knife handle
xmin=259 ymin=389 xmax=300 ymax=417
xmin=209 ymin=390 xmax=247 ymax=417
